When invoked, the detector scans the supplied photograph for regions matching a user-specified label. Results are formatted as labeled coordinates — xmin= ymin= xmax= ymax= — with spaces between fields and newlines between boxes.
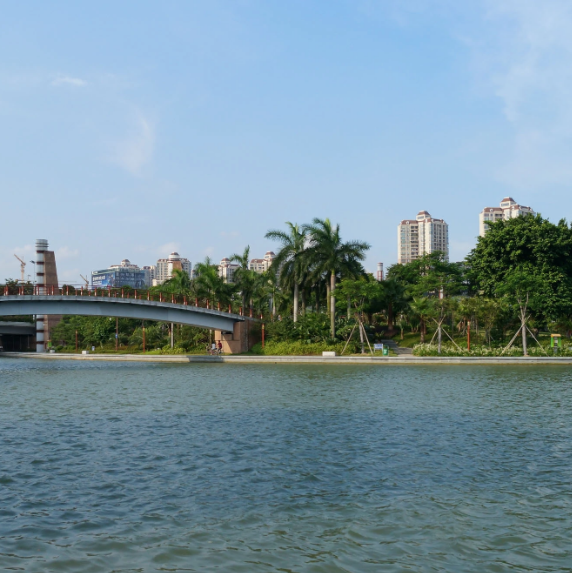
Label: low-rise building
xmin=479 ymin=197 xmax=535 ymax=236
xmin=91 ymin=259 xmax=146 ymax=289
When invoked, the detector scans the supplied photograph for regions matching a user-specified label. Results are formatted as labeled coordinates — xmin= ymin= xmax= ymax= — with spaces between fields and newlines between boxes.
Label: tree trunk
xmin=420 ymin=319 xmax=426 ymax=343
xmin=438 ymin=321 xmax=442 ymax=354
xmin=326 ymin=282 xmax=330 ymax=315
xmin=359 ymin=321 xmax=365 ymax=354
xmin=347 ymin=296 xmax=351 ymax=320
xmin=293 ymin=283 xmax=299 ymax=322
xmin=301 ymin=290 xmax=306 ymax=315
xmin=330 ymin=271 xmax=336 ymax=339
xmin=521 ymin=314 xmax=528 ymax=356
xmin=387 ymin=302 xmax=394 ymax=329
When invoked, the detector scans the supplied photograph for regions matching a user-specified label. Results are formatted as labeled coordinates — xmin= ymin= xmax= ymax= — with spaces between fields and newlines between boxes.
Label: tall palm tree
xmin=163 ymin=268 xmax=192 ymax=295
xmin=265 ymin=222 xmax=307 ymax=322
xmin=193 ymin=257 xmax=231 ymax=307
xmin=304 ymin=218 xmax=370 ymax=338
xmin=230 ymin=245 xmax=256 ymax=314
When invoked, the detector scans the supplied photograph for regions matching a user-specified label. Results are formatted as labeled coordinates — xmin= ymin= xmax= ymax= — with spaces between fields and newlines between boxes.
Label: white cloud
xmin=478 ymin=0 xmax=572 ymax=188
xmin=110 ymin=115 xmax=155 ymax=176
xmin=51 ymin=75 xmax=87 ymax=87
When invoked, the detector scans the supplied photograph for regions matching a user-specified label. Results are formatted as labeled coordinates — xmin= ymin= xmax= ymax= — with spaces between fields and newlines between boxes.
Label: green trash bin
xmin=382 ymin=347 xmax=389 ymax=356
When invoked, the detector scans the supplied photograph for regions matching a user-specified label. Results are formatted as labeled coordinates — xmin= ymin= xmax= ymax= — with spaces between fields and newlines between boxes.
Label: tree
xmin=265 ymin=222 xmax=307 ymax=322
xmin=193 ymin=257 xmax=232 ymax=307
xmin=304 ymin=218 xmax=370 ymax=338
xmin=409 ymin=297 xmax=434 ymax=344
xmin=496 ymin=268 xmax=546 ymax=356
xmin=467 ymin=215 xmax=572 ymax=322
xmin=387 ymin=252 xmax=464 ymax=299
xmin=163 ymin=268 xmax=192 ymax=294
xmin=230 ymin=246 xmax=257 ymax=314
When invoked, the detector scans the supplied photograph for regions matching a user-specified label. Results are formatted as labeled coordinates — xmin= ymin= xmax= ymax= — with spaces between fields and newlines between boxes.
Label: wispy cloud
xmin=110 ymin=115 xmax=155 ymax=177
xmin=51 ymin=75 xmax=87 ymax=87
xmin=479 ymin=0 xmax=572 ymax=188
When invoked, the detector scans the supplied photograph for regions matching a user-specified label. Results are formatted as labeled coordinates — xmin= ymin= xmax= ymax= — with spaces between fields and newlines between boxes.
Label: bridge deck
xmin=0 ymin=295 xmax=245 ymax=332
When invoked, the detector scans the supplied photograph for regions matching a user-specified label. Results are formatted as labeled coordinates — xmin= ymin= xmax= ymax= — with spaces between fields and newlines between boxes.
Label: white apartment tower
xmin=249 ymin=251 xmax=275 ymax=274
xmin=152 ymin=252 xmax=192 ymax=286
xmin=479 ymin=197 xmax=535 ymax=237
xmin=398 ymin=211 xmax=449 ymax=264
xmin=218 ymin=258 xmax=240 ymax=283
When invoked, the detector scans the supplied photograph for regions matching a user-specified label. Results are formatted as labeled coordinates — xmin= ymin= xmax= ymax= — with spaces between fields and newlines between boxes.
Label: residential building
xmin=152 ymin=252 xmax=192 ymax=286
xmin=479 ymin=197 xmax=535 ymax=237
xmin=141 ymin=265 xmax=155 ymax=287
xmin=376 ymin=263 xmax=384 ymax=281
xmin=218 ymin=252 xmax=275 ymax=283
xmin=91 ymin=259 xmax=147 ymax=289
xmin=397 ymin=211 xmax=449 ymax=264
xmin=249 ymin=251 xmax=275 ymax=273
xmin=218 ymin=258 xmax=240 ymax=283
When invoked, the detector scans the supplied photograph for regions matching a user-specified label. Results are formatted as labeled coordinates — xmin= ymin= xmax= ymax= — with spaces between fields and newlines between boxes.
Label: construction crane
xmin=14 ymin=254 xmax=26 ymax=283
xmin=80 ymin=274 xmax=89 ymax=287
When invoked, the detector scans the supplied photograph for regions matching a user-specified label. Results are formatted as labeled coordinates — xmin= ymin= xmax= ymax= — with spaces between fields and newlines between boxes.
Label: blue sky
xmin=2 ymin=0 xmax=572 ymax=283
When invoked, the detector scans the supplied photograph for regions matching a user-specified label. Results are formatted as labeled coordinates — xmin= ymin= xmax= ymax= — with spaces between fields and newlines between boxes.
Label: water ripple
xmin=0 ymin=358 xmax=571 ymax=571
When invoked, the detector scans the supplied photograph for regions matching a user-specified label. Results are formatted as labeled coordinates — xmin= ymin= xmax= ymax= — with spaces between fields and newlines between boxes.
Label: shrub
xmin=412 ymin=343 xmax=572 ymax=357
xmin=249 ymin=339 xmax=360 ymax=356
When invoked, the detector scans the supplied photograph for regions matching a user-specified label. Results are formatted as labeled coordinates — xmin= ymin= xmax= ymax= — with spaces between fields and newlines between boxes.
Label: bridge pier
xmin=215 ymin=319 xmax=261 ymax=354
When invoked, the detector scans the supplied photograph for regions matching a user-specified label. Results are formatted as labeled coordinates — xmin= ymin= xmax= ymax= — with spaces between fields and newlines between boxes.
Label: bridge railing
xmin=0 ymin=283 xmax=265 ymax=319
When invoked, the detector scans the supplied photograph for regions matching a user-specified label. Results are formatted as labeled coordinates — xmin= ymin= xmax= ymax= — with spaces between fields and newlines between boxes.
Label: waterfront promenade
xmin=4 ymin=352 xmax=572 ymax=365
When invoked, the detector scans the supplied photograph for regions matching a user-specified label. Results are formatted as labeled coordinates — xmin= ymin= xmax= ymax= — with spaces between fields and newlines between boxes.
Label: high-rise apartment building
xmin=249 ymin=252 xmax=275 ymax=274
xmin=479 ymin=197 xmax=535 ymax=237
xmin=218 ymin=258 xmax=240 ymax=283
xmin=218 ymin=251 xmax=276 ymax=283
xmin=397 ymin=211 xmax=449 ymax=264
xmin=152 ymin=252 xmax=192 ymax=286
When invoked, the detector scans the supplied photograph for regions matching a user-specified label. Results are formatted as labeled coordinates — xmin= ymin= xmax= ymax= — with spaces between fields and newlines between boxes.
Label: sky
xmin=1 ymin=0 xmax=572 ymax=283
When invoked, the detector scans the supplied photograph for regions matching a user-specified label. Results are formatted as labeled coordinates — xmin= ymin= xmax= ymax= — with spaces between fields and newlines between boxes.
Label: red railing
xmin=0 ymin=283 xmax=253 ymax=317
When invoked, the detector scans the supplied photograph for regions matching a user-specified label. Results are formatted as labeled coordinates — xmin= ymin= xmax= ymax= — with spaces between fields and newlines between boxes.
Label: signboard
xmin=374 ymin=343 xmax=384 ymax=351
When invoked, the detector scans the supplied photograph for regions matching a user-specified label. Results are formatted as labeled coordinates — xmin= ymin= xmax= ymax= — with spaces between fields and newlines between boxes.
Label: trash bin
xmin=382 ymin=347 xmax=389 ymax=356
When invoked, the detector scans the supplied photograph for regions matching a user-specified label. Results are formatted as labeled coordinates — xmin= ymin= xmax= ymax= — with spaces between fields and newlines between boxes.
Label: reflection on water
xmin=1 ymin=358 xmax=571 ymax=572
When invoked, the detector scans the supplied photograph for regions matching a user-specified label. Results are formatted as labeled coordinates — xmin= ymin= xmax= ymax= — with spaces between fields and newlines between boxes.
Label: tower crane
xmin=14 ymin=254 xmax=26 ymax=283
xmin=80 ymin=274 xmax=89 ymax=287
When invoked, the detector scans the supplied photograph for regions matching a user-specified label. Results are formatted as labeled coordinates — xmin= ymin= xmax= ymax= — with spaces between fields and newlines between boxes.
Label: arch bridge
xmin=0 ymin=292 xmax=253 ymax=354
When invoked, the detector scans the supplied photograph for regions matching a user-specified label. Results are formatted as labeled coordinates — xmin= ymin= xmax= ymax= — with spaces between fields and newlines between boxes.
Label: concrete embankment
xmin=2 ymin=352 xmax=572 ymax=365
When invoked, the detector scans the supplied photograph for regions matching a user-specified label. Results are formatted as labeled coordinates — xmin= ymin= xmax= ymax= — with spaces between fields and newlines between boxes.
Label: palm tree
xmin=265 ymin=222 xmax=307 ymax=322
xmin=230 ymin=246 xmax=256 ymax=314
xmin=193 ymin=257 xmax=231 ymax=307
xmin=304 ymin=218 xmax=370 ymax=338
xmin=162 ymin=268 xmax=192 ymax=295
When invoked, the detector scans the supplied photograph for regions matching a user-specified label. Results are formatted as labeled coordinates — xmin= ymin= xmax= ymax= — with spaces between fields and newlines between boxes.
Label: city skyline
xmin=2 ymin=2 xmax=571 ymax=281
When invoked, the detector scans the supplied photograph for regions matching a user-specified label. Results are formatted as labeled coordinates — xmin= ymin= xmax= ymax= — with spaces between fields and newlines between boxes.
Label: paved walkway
xmin=2 ymin=352 xmax=572 ymax=365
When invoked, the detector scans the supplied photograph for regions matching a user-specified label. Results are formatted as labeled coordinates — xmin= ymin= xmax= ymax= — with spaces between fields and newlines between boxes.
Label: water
xmin=1 ymin=358 xmax=571 ymax=572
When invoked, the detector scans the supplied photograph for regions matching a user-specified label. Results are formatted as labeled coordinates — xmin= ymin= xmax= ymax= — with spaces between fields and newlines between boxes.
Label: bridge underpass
xmin=0 ymin=322 xmax=35 ymax=351
xmin=0 ymin=295 xmax=254 ymax=354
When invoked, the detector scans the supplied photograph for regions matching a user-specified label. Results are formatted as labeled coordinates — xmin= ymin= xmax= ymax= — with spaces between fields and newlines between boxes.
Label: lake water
xmin=1 ymin=358 xmax=571 ymax=572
